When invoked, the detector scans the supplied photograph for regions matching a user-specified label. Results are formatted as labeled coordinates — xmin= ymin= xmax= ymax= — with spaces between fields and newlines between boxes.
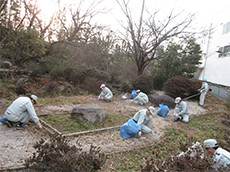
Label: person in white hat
xmin=198 ymin=78 xmax=209 ymax=106
xmin=174 ymin=97 xmax=189 ymax=123
xmin=132 ymin=106 xmax=155 ymax=136
xmin=132 ymin=90 xmax=149 ymax=106
xmin=0 ymin=95 xmax=42 ymax=130
xmin=204 ymin=139 xmax=230 ymax=170
xmin=98 ymin=84 xmax=113 ymax=101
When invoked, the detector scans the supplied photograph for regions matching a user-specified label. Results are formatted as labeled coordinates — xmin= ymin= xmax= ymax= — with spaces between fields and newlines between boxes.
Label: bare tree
xmin=116 ymin=0 xmax=194 ymax=75
xmin=51 ymin=0 xmax=106 ymax=58
xmin=22 ymin=0 xmax=56 ymax=40
xmin=55 ymin=0 xmax=105 ymax=43
xmin=0 ymin=0 xmax=7 ymax=14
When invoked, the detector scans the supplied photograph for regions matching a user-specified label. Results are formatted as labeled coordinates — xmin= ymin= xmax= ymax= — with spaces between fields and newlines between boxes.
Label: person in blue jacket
xmin=0 ymin=95 xmax=43 ymax=130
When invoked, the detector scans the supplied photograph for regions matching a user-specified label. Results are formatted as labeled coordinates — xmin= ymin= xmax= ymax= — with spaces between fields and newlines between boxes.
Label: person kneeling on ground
xmin=132 ymin=90 xmax=149 ymax=106
xmin=174 ymin=97 xmax=189 ymax=123
xmin=133 ymin=106 xmax=155 ymax=136
xmin=204 ymin=139 xmax=230 ymax=171
xmin=0 ymin=95 xmax=43 ymax=130
xmin=98 ymin=84 xmax=113 ymax=102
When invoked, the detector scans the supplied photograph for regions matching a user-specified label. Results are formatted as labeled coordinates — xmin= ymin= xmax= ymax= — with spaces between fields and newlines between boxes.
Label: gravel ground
xmin=0 ymin=96 xmax=207 ymax=169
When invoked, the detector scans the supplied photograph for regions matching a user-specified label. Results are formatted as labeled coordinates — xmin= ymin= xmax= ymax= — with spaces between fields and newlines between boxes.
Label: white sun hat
xmin=100 ymin=84 xmax=105 ymax=88
xmin=31 ymin=95 xmax=38 ymax=104
xmin=204 ymin=139 xmax=218 ymax=148
xmin=149 ymin=106 xmax=155 ymax=115
xmin=175 ymin=97 xmax=182 ymax=104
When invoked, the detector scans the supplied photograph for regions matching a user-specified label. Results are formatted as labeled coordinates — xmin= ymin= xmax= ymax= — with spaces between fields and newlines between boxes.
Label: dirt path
xmin=0 ymin=96 xmax=207 ymax=169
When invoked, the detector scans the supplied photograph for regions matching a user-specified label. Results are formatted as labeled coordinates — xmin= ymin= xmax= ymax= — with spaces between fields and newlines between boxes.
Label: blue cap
xmin=203 ymin=78 xmax=207 ymax=82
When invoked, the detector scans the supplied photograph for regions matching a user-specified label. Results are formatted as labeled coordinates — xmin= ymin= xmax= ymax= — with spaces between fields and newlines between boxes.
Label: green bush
xmin=151 ymin=72 xmax=168 ymax=90
xmin=1 ymin=29 xmax=47 ymax=67
xmin=120 ymin=81 xmax=131 ymax=93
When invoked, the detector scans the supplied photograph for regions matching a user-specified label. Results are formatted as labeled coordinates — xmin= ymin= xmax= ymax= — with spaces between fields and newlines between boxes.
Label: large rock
xmin=71 ymin=104 xmax=107 ymax=124
xmin=149 ymin=93 xmax=175 ymax=109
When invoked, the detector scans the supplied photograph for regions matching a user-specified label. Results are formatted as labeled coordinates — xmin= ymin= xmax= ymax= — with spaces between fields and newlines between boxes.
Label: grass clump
xmin=41 ymin=112 xmax=128 ymax=134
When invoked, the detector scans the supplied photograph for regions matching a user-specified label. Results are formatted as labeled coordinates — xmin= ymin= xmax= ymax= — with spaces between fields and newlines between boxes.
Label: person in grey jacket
xmin=174 ymin=97 xmax=189 ymax=123
xmin=199 ymin=78 xmax=209 ymax=106
xmin=204 ymin=139 xmax=230 ymax=171
xmin=133 ymin=106 xmax=155 ymax=136
xmin=98 ymin=84 xmax=113 ymax=101
xmin=0 ymin=95 xmax=42 ymax=129
xmin=132 ymin=90 xmax=149 ymax=106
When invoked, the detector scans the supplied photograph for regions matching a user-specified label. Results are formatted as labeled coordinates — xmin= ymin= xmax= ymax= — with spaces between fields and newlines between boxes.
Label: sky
xmin=96 ymin=0 xmax=230 ymax=30
xmin=35 ymin=0 xmax=230 ymax=31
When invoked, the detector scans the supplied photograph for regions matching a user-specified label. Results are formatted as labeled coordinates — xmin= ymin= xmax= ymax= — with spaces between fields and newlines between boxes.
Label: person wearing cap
xmin=132 ymin=90 xmax=149 ymax=106
xmin=204 ymin=139 xmax=230 ymax=170
xmin=98 ymin=84 xmax=113 ymax=101
xmin=0 ymin=95 xmax=42 ymax=129
xmin=133 ymin=106 xmax=155 ymax=136
xmin=174 ymin=97 xmax=189 ymax=123
xmin=198 ymin=78 xmax=209 ymax=106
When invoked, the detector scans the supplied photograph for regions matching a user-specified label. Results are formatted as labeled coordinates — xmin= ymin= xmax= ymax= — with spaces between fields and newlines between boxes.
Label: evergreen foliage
xmin=152 ymin=38 xmax=202 ymax=89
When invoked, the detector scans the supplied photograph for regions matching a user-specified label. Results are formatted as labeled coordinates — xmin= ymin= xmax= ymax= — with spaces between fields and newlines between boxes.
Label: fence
xmin=208 ymin=82 xmax=230 ymax=103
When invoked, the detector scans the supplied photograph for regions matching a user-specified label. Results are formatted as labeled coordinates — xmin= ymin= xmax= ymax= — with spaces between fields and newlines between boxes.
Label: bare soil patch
xmin=0 ymin=95 xmax=207 ymax=169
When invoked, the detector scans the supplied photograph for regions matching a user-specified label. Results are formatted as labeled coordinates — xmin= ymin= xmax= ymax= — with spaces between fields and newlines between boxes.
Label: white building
xmin=199 ymin=15 xmax=230 ymax=87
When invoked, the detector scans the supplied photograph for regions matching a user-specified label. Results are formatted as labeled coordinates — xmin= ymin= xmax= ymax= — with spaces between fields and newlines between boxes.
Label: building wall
xmin=199 ymin=16 xmax=230 ymax=87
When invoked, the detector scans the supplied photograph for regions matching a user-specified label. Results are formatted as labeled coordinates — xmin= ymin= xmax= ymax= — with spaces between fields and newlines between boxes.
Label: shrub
xmin=151 ymin=72 xmax=168 ymax=90
xmin=141 ymin=138 xmax=214 ymax=171
xmin=1 ymin=29 xmax=47 ymax=67
xmin=84 ymin=76 xmax=103 ymax=95
xmin=131 ymin=75 xmax=153 ymax=94
xmin=25 ymin=135 xmax=106 ymax=172
xmin=120 ymin=81 xmax=131 ymax=93
xmin=163 ymin=76 xmax=201 ymax=99
xmin=87 ymin=69 xmax=110 ymax=83
xmin=141 ymin=151 xmax=213 ymax=171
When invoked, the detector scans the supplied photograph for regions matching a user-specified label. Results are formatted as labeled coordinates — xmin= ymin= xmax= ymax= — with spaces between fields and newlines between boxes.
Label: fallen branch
xmin=40 ymin=119 xmax=62 ymax=135
xmin=62 ymin=126 xmax=120 ymax=137
xmin=0 ymin=165 xmax=28 ymax=171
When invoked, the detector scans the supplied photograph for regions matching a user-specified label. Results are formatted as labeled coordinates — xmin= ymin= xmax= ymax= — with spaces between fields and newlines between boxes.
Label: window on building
xmin=217 ymin=45 xmax=230 ymax=57
xmin=222 ymin=22 xmax=230 ymax=34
